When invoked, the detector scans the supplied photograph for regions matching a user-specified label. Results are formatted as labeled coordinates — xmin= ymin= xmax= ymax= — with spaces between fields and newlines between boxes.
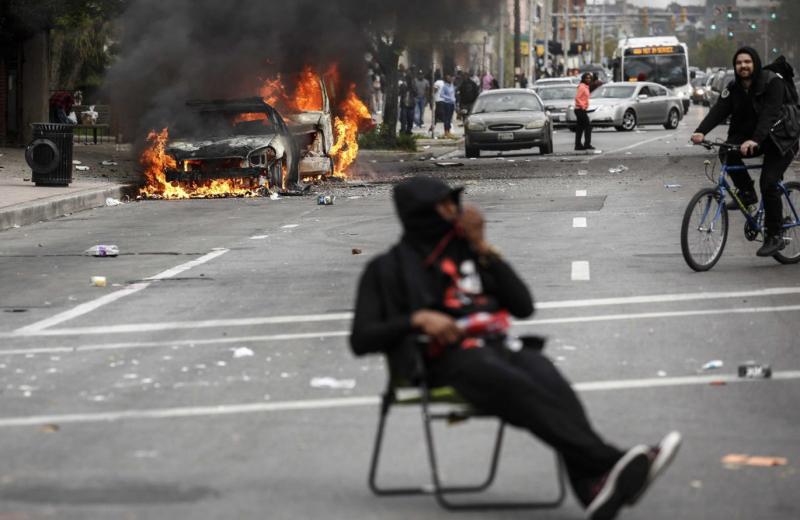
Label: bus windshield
xmin=623 ymin=54 xmax=687 ymax=87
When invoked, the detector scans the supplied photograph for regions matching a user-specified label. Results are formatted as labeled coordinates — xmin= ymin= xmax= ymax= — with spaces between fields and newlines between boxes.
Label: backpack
xmin=763 ymin=56 xmax=800 ymax=154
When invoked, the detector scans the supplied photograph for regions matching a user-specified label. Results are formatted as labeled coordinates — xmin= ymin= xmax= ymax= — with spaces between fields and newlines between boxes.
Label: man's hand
xmin=411 ymin=310 xmax=461 ymax=345
xmin=690 ymin=133 xmax=705 ymax=145
xmin=740 ymin=139 xmax=759 ymax=156
xmin=458 ymin=204 xmax=491 ymax=255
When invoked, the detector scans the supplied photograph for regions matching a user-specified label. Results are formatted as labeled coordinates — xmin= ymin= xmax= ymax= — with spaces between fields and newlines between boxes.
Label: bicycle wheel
xmin=774 ymin=181 xmax=800 ymax=264
xmin=681 ymin=188 xmax=728 ymax=271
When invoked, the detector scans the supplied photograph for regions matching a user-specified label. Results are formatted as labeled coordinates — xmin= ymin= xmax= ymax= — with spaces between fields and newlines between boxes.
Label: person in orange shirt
xmin=574 ymin=73 xmax=594 ymax=151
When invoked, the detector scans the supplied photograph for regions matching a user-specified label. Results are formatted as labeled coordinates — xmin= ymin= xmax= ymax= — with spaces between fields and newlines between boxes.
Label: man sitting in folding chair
xmin=350 ymin=177 xmax=681 ymax=520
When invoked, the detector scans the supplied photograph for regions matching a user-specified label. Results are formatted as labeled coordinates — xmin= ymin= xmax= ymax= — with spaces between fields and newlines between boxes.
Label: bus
xmin=612 ymin=36 xmax=691 ymax=114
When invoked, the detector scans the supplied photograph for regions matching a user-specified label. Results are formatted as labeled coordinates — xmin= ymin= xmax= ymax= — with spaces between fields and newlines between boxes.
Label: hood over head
xmin=733 ymin=46 xmax=763 ymax=83
xmin=393 ymin=177 xmax=464 ymax=248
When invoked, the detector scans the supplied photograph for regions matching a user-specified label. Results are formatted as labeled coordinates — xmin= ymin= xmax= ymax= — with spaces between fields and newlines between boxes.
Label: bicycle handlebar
xmin=694 ymin=140 xmax=760 ymax=155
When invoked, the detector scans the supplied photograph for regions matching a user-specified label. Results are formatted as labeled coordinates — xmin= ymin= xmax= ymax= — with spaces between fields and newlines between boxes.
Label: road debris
xmin=657 ymin=370 xmax=667 ymax=377
xmin=85 ymin=245 xmax=119 ymax=257
xmin=310 ymin=377 xmax=356 ymax=389
xmin=72 ymin=160 xmax=81 ymax=165
xmin=269 ymin=192 xmax=281 ymax=201
xmin=664 ymin=184 xmax=682 ymax=191
xmin=690 ymin=480 xmax=703 ymax=489
xmin=701 ymin=360 xmax=723 ymax=371
xmin=317 ymin=195 xmax=335 ymax=205
xmin=608 ymin=165 xmax=629 ymax=174
xmin=435 ymin=162 xmax=464 ymax=167
xmin=233 ymin=347 xmax=254 ymax=358
xmin=75 ymin=165 xmax=90 ymax=171
xmin=91 ymin=276 xmax=107 ymax=287
xmin=578 ymin=169 xmax=588 ymax=176
xmin=738 ymin=362 xmax=772 ymax=379
xmin=105 ymin=197 xmax=122 ymax=206
xmin=101 ymin=160 xmax=119 ymax=166
xmin=40 ymin=424 xmax=60 ymax=433
xmin=352 ymin=248 xmax=362 ymax=255
xmin=722 ymin=454 xmax=788 ymax=468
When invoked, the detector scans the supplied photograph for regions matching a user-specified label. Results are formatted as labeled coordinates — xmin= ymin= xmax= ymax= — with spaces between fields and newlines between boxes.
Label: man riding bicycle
xmin=691 ymin=46 xmax=799 ymax=257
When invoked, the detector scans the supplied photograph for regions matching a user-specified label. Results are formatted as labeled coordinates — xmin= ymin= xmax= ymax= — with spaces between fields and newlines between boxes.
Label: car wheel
xmin=540 ymin=138 xmax=553 ymax=155
xmin=620 ymin=109 xmax=637 ymax=131
xmin=269 ymin=156 xmax=284 ymax=189
xmin=664 ymin=108 xmax=680 ymax=130
xmin=465 ymin=145 xmax=480 ymax=158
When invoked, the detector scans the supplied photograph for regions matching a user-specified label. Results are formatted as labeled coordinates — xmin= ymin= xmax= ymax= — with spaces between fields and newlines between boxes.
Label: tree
xmin=772 ymin=0 xmax=800 ymax=63
xmin=694 ymin=35 xmax=737 ymax=70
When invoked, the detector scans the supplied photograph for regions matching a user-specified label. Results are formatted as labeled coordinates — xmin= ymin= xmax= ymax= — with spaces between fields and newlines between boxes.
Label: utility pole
xmin=529 ymin=0 xmax=536 ymax=82
xmin=600 ymin=0 xmax=606 ymax=67
xmin=499 ymin=0 xmax=505 ymax=87
xmin=514 ymin=0 xmax=521 ymax=86
xmin=543 ymin=0 xmax=550 ymax=77
xmin=564 ymin=2 xmax=570 ymax=74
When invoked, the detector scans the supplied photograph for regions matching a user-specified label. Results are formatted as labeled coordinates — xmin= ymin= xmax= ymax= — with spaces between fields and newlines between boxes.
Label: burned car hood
xmin=167 ymin=135 xmax=284 ymax=161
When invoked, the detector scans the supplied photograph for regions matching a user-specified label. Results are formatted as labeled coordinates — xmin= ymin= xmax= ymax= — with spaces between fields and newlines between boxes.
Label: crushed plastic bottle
xmin=85 ymin=245 xmax=119 ymax=257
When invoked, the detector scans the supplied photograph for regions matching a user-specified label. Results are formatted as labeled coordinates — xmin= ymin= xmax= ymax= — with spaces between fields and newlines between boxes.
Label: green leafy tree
xmin=772 ymin=0 xmax=800 ymax=64
xmin=694 ymin=36 xmax=738 ymax=70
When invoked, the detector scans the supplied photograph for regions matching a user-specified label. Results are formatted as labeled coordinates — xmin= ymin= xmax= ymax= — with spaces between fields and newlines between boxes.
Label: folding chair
xmin=368 ymin=337 xmax=567 ymax=511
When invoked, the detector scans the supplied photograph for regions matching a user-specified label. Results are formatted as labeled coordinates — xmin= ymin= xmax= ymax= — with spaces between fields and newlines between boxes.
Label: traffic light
xmin=710 ymin=22 xmax=718 ymax=31
xmin=769 ymin=12 xmax=777 ymax=21
xmin=726 ymin=7 xmax=733 ymax=20
xmin=750 ymin=22 xmax=758 ymax=31
xmin=727 ymin=30 xmax=735 ymax=40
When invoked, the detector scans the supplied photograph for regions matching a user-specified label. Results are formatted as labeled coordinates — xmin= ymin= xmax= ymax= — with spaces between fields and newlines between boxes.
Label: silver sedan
xmin=464 ymin=89 xmax=553 ymax=157
xmin=533 ymin=85 xmax=577 ymax=128
xmin=566 ymin=82 xmax=684 ymax=132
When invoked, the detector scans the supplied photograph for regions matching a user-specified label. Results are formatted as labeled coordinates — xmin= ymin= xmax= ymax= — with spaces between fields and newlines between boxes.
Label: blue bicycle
xmin=681 ymin=141 xmax=800 ymax=271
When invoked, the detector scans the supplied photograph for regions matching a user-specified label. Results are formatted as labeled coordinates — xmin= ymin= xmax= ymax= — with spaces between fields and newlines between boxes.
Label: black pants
xmin=400 ymin=106 xmax=415 ymax=134
xmin=723 ymin=140 xmax=798 ymax=235
xmin=575 ymin=109 xmax=592 ymax=148
xmin=429 ymin=345 xmax=623 ymax=496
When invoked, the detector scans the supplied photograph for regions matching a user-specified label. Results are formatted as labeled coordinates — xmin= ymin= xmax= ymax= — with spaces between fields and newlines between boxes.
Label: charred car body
xmin=164 ymin=81 xmax=335 ymax=191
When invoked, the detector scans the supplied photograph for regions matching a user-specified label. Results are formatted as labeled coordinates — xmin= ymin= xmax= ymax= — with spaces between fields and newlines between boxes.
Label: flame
xmin=330 ymin=85 xmax=372 ymax=176
xmin=138 ymin=128 xmax=263 ymax=200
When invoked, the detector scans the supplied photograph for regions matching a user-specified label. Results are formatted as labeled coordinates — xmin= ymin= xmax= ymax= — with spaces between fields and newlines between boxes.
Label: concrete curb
xmin=0 ymin=184 xmax=141 ymax=232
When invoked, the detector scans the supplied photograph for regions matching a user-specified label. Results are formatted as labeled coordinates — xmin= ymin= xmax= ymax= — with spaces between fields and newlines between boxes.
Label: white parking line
xmin=13 ymin=248 xmax=229 ymax=334
xmin=589 ymin=135 xmax=664 ymax=159
xmin=0 ymin=371 xmax=797 ymax=428
xmin=571 ymin=261 xmax=590 ymax=281
xmin=2 ymin=304 xmax=799 ymax=357
xmin=4 ymin=287 xmax=799 ymax=339
xmin=573 ymin=217 xmax=588 ymax=228
xmin=576 ymin=190 xmax=587 ymax=197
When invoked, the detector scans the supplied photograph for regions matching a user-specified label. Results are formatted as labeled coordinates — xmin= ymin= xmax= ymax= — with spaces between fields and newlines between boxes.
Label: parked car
xmin=464 ymin=88 xmax=553 ymax=157
xmin=532 ymin=77 xmax=574 ymax=88
xmin=534 ymin=85 xmax=578 ymax=127
xmin=706 ymin=69 xmax=734 ymax=108
xmin=565 ymin=82 xmax=684 ymax=131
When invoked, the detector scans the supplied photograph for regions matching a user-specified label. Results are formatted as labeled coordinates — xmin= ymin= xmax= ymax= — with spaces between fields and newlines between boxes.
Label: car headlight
xmin=525 ymin=119 xmax=546 ymax=129
xmin=677 ymin=91 xmax=685 ymax=97
xmin=696 ymin=88 xmax=705 ymax=94
xmin=467 ymin=121 xmax=485 ymax=131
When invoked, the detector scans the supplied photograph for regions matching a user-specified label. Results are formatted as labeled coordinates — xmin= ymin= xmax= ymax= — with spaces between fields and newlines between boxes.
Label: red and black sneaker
xmin=585 ymin=445 xmax=650 ymax=520
xmin=629 ymin=431 xmax=682 ymax=504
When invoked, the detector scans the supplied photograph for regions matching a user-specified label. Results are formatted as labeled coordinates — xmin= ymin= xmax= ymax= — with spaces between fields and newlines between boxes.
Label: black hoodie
xmin=695 ymin=46 xmax=785 ymax=145
xmin=349 ymin=177 xmax=533 ymax=367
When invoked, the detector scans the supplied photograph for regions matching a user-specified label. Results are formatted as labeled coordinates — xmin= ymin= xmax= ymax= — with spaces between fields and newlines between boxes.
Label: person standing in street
xmin=413 ymin=70 xmax=430 ymax=129
xmin=398 ymin=69 xmax=417 ymax=135
xmin=482 ymin=70 xmax=494 ymax=92
xmin=431 ymin=70 xmax=444 ymax=134
xmin=457 ymin=72 xmax=480 ymax=118
xmin=574 ymin=72 xmax=594 ymax=151
xmin=350 ymin=176 xmax=682 ymax=520
xmin=691 ymin=47 xmax=800 ymax=256
xmin=440 ymin=74 xmax=457 ymax=138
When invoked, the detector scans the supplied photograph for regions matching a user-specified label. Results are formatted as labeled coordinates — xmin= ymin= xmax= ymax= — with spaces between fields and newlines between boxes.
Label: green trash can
xmin=25 ymin=123 xmax=75 ymax=186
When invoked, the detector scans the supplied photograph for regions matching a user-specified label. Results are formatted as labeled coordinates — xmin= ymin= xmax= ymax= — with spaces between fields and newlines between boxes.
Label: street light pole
xmin=600 ymin=0 xmax=606 ymax=67
xmin=529 ymin=0 xmax=536 ymax=82
xmin=499 ymin=0 xmax=505 ymax=87
xmin=543 ymin=0 xmax=550 ymax=76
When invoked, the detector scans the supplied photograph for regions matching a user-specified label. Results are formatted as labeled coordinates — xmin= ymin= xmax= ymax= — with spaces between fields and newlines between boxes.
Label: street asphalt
xmin=0 ymin=106 xmax=798 ymax=519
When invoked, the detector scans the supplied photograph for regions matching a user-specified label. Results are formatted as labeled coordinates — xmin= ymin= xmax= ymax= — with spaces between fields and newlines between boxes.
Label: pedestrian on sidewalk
xmin=431 ymin=70 xmax=444 ymax=134
xmin=440 ymin=74 xmax=457 ymax=138
xmin=350 ymin=176 xmax=682 ymax=520
xmin=398 ymin=69 xmax=417 ymax=135
xmin=414 ymin=70 xmax=430 ymax=129
xmin=574 ymin=72 xmax=594 ymax=151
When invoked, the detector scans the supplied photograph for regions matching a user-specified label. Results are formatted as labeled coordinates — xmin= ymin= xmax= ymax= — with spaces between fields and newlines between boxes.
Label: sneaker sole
xmin=629 ymin=431 xmax=682 ymax=505
xmin=586 ymin=446 xmax=650 ymax=520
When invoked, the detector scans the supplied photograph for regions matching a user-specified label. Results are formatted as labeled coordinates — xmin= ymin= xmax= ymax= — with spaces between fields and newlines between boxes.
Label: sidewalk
xmin=360 ymin=108 xmax=464 ymax=162
xmin=0 ymin=143 xmax=140 ymax=232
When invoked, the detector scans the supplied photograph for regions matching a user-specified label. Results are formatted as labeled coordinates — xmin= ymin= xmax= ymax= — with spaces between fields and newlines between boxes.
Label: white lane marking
xmin=514 ymin=304 xmax=800 ymax=326
xmin=13 ymin=249 xmax=230 ymax=334
xmin=588 ymin=135 xmax=664 ymax=160
xmin=281 ymin=224 xmax=299 ymax=229
xmin=571 ymin=261 xmax=590 ymax=281
xmin=0 ymin=371 xmax=797 ymax=428
xmin=4 ymin=286 xmax=800 ymax=339
xmin=576 ymin=190 xmax=587 ymax=197
xmin=573 ymin=217 xmax=587 ymax=228
xmin=2 ymin=304 xmax=799 ymax=357
xmin=250 ymin=235 xmax=269 ymax=240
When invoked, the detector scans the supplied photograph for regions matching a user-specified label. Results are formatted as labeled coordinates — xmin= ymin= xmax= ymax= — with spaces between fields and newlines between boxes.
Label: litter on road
xmin=269 ymin=192 xmax=281 ymax=201
xmin=101 ymin=160 xmax=118 ymax=166
xmin=664 ymin=184 xmax=682 ymax=191
xmin=310 ymin=377 xmax=356 ymax=390
xmin=701 ymin=360 xmax=723 ymax=371
xmin=608 ymin=165 xmax=629 ymax=174
xmin=75 ymin=165 xmax=90 ymax=171
xmin=738 ymin=363 xmax=772 ymax=378
xmin=352 ymin=248 xmax=362 ymax=255
xmin=317 ymin=195 xmax=335 ymax=205
xmin=85 ymin=245 xmax=119 ymax=257
xmin=91 ymin=276 xmax=107 ymax=287
xmin=105 ymin=197 xmax=122 ymax=206
xmin=435 ymin=162 xmax=464 ymax=167
xmin=233 ymin=347 xmax=254 ymax=358
xmin=722 ymin=454 xmax=788 ymax=468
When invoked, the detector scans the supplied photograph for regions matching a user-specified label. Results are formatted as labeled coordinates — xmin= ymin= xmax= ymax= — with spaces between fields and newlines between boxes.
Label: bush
xmin=358 ymin=125 xmax=418 ymax=152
